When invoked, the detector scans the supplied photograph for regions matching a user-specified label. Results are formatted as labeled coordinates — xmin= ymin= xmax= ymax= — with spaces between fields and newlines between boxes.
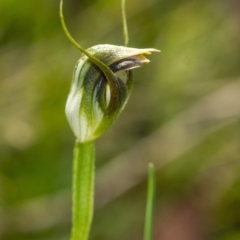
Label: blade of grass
xmin=144 ymin=163 xmax=156 ymax=240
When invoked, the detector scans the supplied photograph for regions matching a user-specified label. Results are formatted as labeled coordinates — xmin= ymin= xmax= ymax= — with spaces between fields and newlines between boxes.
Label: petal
xmin=109 ymin=54 xmax=150 ymax=72
xmin=86 ymin=44 xmax=160 ymax=66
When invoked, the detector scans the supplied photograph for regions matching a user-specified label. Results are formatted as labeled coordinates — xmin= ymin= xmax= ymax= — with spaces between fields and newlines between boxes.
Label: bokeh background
xmin=1 ymin=0 xmax=240 ymax=239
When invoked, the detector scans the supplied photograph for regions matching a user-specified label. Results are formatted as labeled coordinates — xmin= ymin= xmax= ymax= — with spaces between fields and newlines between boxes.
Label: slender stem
xmin=144 ymin=163 xmax=156 ymax=240
xmin=59 ymin=0 xmax=116 ymax=85
xmin=121 ymin=0 xmax=132 ymax=99
xmin=71 ymin=141 xmax=95 ymax=240
xmin=121 ymin=0 xmax=129 ymax=46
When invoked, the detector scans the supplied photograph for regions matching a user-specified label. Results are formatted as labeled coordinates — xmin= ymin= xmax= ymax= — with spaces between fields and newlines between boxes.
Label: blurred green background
xmin=1 ymin=0 xmax=240 ymax=239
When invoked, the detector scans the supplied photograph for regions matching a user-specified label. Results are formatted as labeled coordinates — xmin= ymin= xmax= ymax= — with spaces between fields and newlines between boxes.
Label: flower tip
xmin=141 ymin=58 xmax=150 ymax=65
xmin=146 ymin=48 xmax=161 ymax=54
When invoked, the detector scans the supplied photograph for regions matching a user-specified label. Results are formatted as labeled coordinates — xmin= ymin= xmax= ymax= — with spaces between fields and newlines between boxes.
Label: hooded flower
xmin=65 ymin=44 xmax=159 ymax=142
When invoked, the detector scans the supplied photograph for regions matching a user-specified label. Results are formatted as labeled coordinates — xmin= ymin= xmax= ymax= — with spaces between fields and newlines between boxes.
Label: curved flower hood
xmin=65 ymin=44 xmax=159 ymax=142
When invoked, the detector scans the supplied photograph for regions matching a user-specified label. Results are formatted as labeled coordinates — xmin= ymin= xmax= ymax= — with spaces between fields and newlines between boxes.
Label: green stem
xmin=121 ymin=0 xmax=129 ymax=46
xmin=59 ymin=0 xmax=116 ymax=86
xmin=144 ymin=163 xmax=156 ymax=240
xmin=71 ymin=141 xmax=95 ymax=240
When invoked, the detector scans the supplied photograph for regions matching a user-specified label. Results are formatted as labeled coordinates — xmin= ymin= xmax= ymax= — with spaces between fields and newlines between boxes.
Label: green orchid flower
xmin=65 ymin=44 xmax=159 ymax=142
